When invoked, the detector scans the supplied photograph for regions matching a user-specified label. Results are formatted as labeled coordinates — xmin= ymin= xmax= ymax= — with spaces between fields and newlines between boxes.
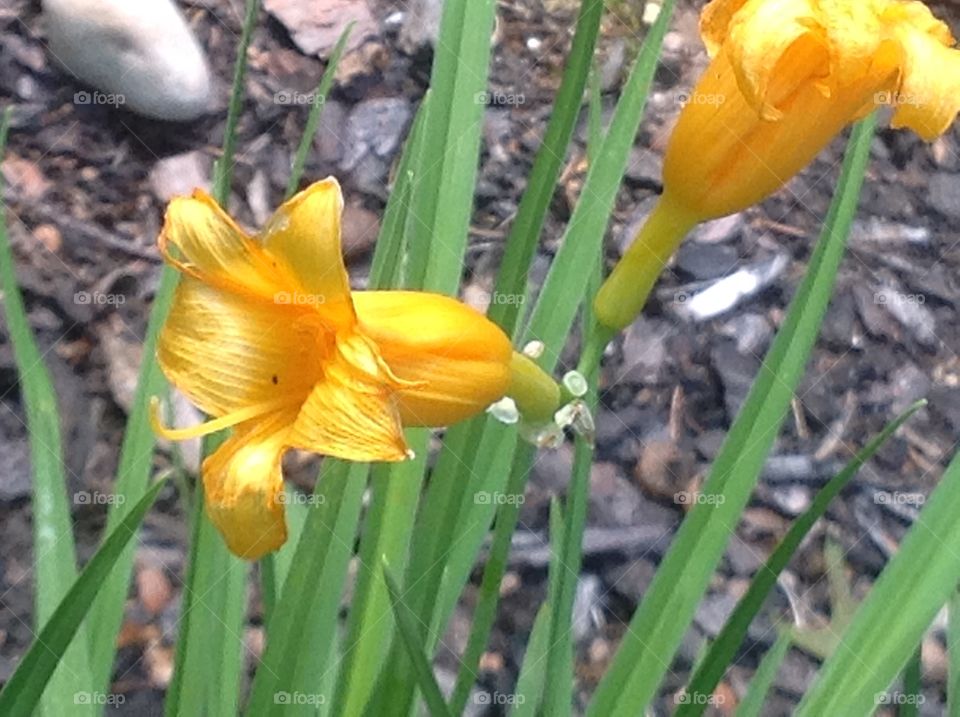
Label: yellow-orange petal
xmin=259 ymin=178 xmax=356 ymax=331
xmin=202 ymin=412 xmax=294 ymax=560
xmin=159 ymin=190 xmax=286 ymax=301
xmin=700 ymin=0 xmax=749 ymax=57
xmin=889 ymin=9 xmax=960 ymax=141
xmin=157 ymin=277 xmax=324 ymax=417
xmin=352 ymin=291 xmax=513 ymax=426
xmin=289 ymin=332 xmax=409 ymax=462
xmin=722 ymin=0 xmax=828 ymax=117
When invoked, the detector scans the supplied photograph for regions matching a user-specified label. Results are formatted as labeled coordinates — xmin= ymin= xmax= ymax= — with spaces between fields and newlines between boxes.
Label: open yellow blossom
xmin=594 ymin=0 xmax=960 ymax=332
xmin=152 ymin=178 xmax=559 ymax=559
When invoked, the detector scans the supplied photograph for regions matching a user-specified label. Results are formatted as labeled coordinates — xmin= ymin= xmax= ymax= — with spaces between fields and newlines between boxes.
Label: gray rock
xmin=695 ymin=591 xmax=738 ymax=637
xmin=690 ymin=213 xmax=744 ymax=244
xmin=0 ymin=410 xmax=31 ymax=502
xmin=624 ymin=146 xmax=663 ymax=188
xmin=603 ymin=559 xmax=656 ymax=602
xmin=889 ymin=362 xmax=931 ymax=414
xmin=711 ymin=339 xmax=761 ymax=419
xmin=398 ymin=0 xmax=443 ymax=53
xmin=619 ymin=317 xmax=674 ymax=385
xmin=44 ymin=0 xmax=212 ymax=121
xmin=340 ymin=97 xmax=413 ymax=196
xmin=312 ymin=99 xmax=348 ymax=164
xmin=674 ymin=241 xmax=739 ymax=281
xmin=264 ymin=0 xmax=377 ymax=57
xmin=929 ymin=172 xmax=960 ymax=220
xmin=875 ymin=285 xmax=938 ymax=348
xmin=720 ymin=313 xmax=773 ymax=355
xmin=571 ymin=574 xmax=604 ymax=642
xmin=850 ymin=216 xmax=931 ymax=246
xmin=588 ymin=463 xmax=642 ymax=528
xmin=675 ymin=253 xmax=789 ymax=322
xmin=148 ymin=151 xmax=210 ymax=201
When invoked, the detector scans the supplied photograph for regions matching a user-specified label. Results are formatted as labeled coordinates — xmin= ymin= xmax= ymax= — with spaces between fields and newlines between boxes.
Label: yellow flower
xmin=152 ymin=178 xmax=559 ymax=559
xmin=594 ymin=0 xmax=960 ymax=332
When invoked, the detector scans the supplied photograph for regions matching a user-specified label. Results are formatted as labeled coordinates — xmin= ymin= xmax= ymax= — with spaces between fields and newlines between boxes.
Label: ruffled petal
xmin=159 ymin=190 xmax=286 ymax=301
xmin=290 ymin=332 xmax=409 ymax=462
xmin=814 ymin=0 xmax=891 ymax=85
xmin=158 ymin=277 xmax=324 ymax=416
xmin=260 ymin=178 xmax=356 ymax=331
xmin=202 ymin=412 xmax=295 ymax=560
xmin=352 ymin=291 xmax=513 ymax=426
xmin=700 ymin=0 xmax=750 ymax=57
xmin=888 ymin=10 xmax=960 ymax=140
xmin=722 ymin=0 xmax=829 ymax=118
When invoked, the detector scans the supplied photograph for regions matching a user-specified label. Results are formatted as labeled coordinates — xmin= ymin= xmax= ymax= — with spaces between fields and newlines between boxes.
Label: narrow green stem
xmin=284 ymin=24 xmax=352 ymax=199
xmin=593 ymin=195 xmax=698 ymax=332
xmin=213 ymin=0 xmax=261 ymax=205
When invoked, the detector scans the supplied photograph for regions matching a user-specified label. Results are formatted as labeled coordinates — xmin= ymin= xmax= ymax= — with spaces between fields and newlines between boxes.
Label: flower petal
xmin=260 ymin=178 xmax=356 ymax=331
xmin=720 ymin=0 xmax=829 ymax=117
xmin=159 ymin=190 xmax=286 ymax=301
xmin=158 ymin=277 xmax=324 ymax=416
xmin=700 ymin=0 xmax=750 ymax=57
xmin=290 ymin=333 xmax=409 ymax=462
xmin=203 ymin=412 xmax=294 ymax=560
xmin=352 ymin=291 xmax=513 ymax=426
xmin=889 ymin=10 xmax=960 ymax=140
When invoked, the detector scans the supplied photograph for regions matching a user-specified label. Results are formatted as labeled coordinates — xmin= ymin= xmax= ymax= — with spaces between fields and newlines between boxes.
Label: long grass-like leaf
xmin=0 ymin=108 xmax=95 ymax=716
xmin=949 ymin=589 xmax=960 ymax=716
xmin=163 ymin=5 xmax=261 ymax=714
xmin=330 ymin=452 xmax=427 ymax=716
xmin=0 ymin=479 xmax=167 ymax=717
xmin=677 ymin=399 xmax=926 ymax=714
xmin=488 ymin=0 xmax=603 ymax=336
xmin=734 ymin=632 xmax=791 ymax=717
xmin=382 ymin=562 xmax=453 ymax=717
xmin=524 ymin=0 xmax=676 ymax=364
xmin=588 ymin=115 xmax=878 ymax=715
xmin=244 ymin=462 xmax=367 ymax=716
xmin=284 ymin=25 xmax=352 ymax=198
xmin=796 ymin=451 xmax=960 ymax=713
xmin=511 ymin=603 xmax=552 ymax=717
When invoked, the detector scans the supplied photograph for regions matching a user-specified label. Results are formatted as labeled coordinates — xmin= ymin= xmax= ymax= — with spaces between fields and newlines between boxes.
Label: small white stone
xmin=44 ymin=0 xmax=212 ymax=121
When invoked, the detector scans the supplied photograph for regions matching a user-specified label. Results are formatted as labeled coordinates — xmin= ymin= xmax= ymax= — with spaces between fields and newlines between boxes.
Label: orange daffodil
xmin=594 ymin=0 xmax=960 ymax=332
xmin=153 ymin=178 xmax=560 ymax=559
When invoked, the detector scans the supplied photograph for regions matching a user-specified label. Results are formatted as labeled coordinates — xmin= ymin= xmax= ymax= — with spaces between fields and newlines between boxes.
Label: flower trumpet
xmin=152 ymin=178 xmax=560 ymax=559
xmin=594 ymin=0 xmax=960 ymax=332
